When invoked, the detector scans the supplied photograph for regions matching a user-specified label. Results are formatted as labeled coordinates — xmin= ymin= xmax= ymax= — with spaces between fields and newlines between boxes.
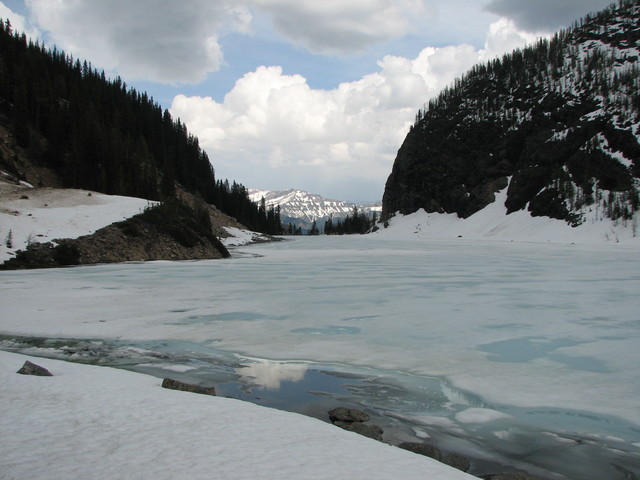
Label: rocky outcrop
xmin=17 ymin=360 xmax=53 ymax=376
xmin=73 ymin=221 xmax=229 ymax=264
xmin=1 ymin=200 xmax=231 ymax=269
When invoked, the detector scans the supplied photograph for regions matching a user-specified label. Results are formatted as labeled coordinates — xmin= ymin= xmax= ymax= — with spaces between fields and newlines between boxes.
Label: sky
xmin=0 ymin=0 xmax=614 ymax=202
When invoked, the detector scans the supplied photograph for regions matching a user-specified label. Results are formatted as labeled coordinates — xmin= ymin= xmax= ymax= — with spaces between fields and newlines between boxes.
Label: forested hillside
xmin=0 ymin=20 xmax=276 ymax=233
xmin=383 ymin=0 xmax=640 ymax=229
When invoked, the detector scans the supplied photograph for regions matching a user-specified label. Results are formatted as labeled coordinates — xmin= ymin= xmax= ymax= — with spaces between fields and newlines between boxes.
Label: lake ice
xmin=1 ymin=235 xmax=639 ymax=479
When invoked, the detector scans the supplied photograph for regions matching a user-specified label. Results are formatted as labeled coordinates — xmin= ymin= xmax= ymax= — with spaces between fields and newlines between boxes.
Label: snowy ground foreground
xmin=0 ymin=179 xmax=264 ymax=262
xmin=377 ymin=186 xmax=639 ymax=245
xmin=0 ymin=350 xmax=474 ymax=480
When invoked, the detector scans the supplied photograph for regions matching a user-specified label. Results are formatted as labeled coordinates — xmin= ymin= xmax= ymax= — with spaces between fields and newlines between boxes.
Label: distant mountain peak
xmin=248 ymin=188 xmax=381 ymax=230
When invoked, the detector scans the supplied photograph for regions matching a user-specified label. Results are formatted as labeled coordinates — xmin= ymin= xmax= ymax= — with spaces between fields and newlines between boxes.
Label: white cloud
xmin=170 ymin=18 xmax=535 ymax=200
xmin=17 ymin=0 xmax=433 ymax=86
xmin=24 ymin=0 xmax=251 ymax=84
xmin=480 ymin=17 xmax=544 ymax=60
xmin=0 ymin=2 xmax=37 ymax=38
xmin=248 ymin=0 xmax=432 ymax=55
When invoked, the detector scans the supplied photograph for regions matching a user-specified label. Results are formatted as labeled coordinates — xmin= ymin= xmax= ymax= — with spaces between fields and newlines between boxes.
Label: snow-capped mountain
xmin=383 ymin=0 xmax=639 ymax=238
xmin=248 ymin=188 xmax=381 ymax=230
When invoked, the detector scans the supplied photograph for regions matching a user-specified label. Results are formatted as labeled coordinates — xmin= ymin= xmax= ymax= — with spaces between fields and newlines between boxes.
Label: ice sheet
xmin=1 ymin=236 xmax=638 ymax=420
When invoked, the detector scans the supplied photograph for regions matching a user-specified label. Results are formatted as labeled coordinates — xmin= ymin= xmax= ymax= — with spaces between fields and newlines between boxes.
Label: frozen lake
xmin=1 ymin=235 xmax=639 ymax=479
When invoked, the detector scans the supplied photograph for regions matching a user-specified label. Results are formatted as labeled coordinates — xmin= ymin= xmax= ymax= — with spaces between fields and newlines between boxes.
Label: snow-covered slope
xmin=1 ymin=351 xmax=474 ymax=480
xmin=248 ymin=187 xmax=381 ymax=230
xmin=383 ymin=1 xmax=640 ymax=236
xmin=0 ymin=179 xmax=264 ymax=263
xmin=0 ymin=180 xmax=153 ymax=262
xmin=378 ymin=182 xmax=639 ymax=244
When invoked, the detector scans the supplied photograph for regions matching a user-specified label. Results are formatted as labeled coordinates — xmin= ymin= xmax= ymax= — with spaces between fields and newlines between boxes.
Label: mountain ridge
xmin=248 ymin=187 xmax=381 ymax=231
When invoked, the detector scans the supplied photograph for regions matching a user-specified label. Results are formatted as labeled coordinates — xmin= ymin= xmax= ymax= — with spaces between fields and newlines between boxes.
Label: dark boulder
xmin=161 ymin=378 xmax=216 ymax=396
xmin=17 ymin=360 xmax=53 ymax=376
xmin=328 ymin=407 xmax=370 ymax=424
xmin=328 ymin=407 xmax=383 ymax=441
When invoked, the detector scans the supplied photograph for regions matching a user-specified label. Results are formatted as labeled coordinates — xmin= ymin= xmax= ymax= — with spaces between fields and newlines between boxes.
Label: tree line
xmin=0 ymin=20 xmax=283 ymax=234
xmin=323 ymin=208 xmax=377 ymax=235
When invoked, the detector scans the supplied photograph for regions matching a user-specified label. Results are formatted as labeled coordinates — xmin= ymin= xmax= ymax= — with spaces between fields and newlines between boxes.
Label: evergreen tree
xmin=308 ymin=220 xmax=320 ymax=235
xmin=0 ymin=21 xmax=277 ymax=234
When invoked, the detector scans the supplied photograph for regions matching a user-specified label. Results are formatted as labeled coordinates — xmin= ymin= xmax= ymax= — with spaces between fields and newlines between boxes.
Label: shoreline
xmin=3 ymin=336 xmax=639 ymax=480
xmin=2 ymin=349 xmax=477 ymax=480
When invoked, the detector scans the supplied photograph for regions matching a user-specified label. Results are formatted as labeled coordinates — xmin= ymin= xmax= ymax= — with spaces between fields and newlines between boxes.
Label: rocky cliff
xmin=383 ymin=0 xmax=640 ymax=228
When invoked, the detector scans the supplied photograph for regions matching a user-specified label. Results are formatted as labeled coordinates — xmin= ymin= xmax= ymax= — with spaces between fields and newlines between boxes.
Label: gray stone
xmin=328 ymin=407 xmax=370 ymax=424
xmin=398 ymin=442 xmax=442 ymax=461
xmin=334 ymin=421 xmax=384 ymax=441
xmin=17 ymin=360 xmax=53 ymax=376
xmin=443 ymin=453 xmax=471 ymax=472
xmin=161 ymin=378 xmax=216 ymax=396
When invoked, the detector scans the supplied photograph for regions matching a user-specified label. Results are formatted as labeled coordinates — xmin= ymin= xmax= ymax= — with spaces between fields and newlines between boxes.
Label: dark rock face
xmin=17 ymin=360 xmax=53 ymax=376
xmin=1 ymin=201 xmax=231 ymax=270
xmin=382 ymin=2 xmax=640 ymax=226
xmin=161 ymin=378 xmax=216 ymax=396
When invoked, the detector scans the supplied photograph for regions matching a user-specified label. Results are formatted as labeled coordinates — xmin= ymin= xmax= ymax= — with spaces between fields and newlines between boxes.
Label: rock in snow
xmin=328 ymin=406 xmax=370 ymax=423
xmin=161 ymin=377 xmax=217 ymax=396
xmin=16 ymin=360 xmax=53 ymax=376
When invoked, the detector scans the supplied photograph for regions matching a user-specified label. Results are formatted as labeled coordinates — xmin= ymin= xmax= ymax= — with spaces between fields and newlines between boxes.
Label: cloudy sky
xmin=0 ymin=0 xmax=613 ymax=201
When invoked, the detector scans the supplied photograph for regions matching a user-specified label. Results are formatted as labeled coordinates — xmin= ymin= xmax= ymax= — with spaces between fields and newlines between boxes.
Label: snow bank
xmin=0 ymin=351 xmax=474 ymax=480
xmin=377 ymin=187 xmax=639 ymax=245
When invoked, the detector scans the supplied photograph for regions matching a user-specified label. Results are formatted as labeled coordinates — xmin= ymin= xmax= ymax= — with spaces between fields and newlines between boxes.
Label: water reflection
xmin=235 ymin=359 xmax=307 ymax=390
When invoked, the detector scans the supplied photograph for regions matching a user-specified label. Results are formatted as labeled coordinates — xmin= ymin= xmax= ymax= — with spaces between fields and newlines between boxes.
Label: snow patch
xmin=378 ymin=184 xmax=639 ymax=245
xmin=222 ymin=226 xmax=271 ymax=247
